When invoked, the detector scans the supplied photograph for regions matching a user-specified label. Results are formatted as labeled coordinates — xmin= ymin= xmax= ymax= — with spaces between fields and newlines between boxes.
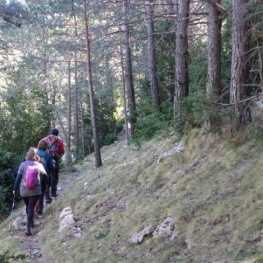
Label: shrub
xmin=0 ymin=149 xmax=21 ymax=220
xmin=0 ymin=252 xmax=27 ymax=262
xmin=175 ymin=90 xmax=208 ymax=135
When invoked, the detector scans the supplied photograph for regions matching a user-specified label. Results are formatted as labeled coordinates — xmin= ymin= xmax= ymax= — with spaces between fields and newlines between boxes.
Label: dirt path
xmin=9 ymin=171 xmax=82 ymax=263
xmin=8 ymin=204 xmax=55 ymax=262
xmin=9 ymin=134 xmax=126 ymax=262
xmin=16 ymin=218 xmax=54 ymax=263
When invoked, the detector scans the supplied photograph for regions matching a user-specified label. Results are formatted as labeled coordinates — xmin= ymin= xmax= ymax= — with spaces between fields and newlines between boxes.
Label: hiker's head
xmin=37 ymin=139 xmax=48 ymax=151
xmin=51 ymin=128 xmax=59 ymax=136
xmin=25 ymin=147 xmax=40 ymax=161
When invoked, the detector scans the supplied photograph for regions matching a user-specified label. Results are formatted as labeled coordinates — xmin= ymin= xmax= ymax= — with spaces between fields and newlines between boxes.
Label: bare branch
xmin=0 ymin=13 xmax=22 ymax=27
xmin=202 ymin=0 xmax=231 ymax=17
xmin=252 ymin=28 xmax=263 ymax=40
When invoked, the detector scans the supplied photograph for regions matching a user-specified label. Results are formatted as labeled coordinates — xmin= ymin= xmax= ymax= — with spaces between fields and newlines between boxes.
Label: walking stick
xmin=8 ymin=194 xmax=15 ymax=231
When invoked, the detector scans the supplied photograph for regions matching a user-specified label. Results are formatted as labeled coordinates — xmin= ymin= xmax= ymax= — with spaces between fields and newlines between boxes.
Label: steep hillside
xmin=1 ymin=129 xmax=263 ymax=263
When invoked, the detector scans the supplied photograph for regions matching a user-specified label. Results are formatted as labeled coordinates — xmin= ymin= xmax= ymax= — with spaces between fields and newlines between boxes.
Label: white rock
xmin=13 ymin=217 xmax=27 ymax=229
xmin=158 ymin=143 xmax=184 ymax=163
xmin=130 ymin=226 xmax=151 ymax=244
xmin=153 ymin=217 xmax=175 ymax=238
xmin=59 ymin=206 xmax=72 ymax=218
xmin=58 ymin=214 xmax=75 ymax=232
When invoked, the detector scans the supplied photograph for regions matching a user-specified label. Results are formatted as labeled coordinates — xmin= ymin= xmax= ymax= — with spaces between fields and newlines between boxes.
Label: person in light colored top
xmin=13 ymin=147 xmax=47 ymax=236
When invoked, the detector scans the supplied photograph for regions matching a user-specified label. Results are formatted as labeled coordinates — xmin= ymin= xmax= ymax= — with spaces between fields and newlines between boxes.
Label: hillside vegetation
xmin=1 ymin=129 xmax=263 ymax=263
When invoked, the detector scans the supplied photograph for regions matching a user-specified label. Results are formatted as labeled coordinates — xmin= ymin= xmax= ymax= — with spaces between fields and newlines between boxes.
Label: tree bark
xmin=173 ymin=0 xmax=190 ymax=116
xmin=120 ymin=43 xmax=130 ymax=146
xmin=146 ymin=0 xmax=160 ymax=110
xmin=74 ymin=51 xmax=80 ymax=159
xmin=230 ymin=0 xmax=251 ymax=125
xmin=122 ymin=0 xmax=136 ymax=138
xmin=206 ymin=0 xmax=222 ymax=99
xmin=67 ymin=54 xmax=72 ymax=152
xmin=84 ymin=1 xmax=102 ymax=167
xmin=72 ymin=0 xmax=80 ymax=160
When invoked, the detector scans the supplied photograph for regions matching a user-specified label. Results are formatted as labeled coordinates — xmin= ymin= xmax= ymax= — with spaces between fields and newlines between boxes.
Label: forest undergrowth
xmin=1 ymin=128 xmax=263 ymax=263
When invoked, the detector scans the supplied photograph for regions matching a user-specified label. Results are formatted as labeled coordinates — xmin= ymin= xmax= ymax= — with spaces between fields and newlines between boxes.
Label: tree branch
xmin=202 ymin=0 xmax=231 ymax=17
xmin=252 ymin=28 xmax=263 ymax=40
xmin=204 ymin=1 xmax=263 ymax=41
xmin=0 ymin=13 xmax=21 ymax=27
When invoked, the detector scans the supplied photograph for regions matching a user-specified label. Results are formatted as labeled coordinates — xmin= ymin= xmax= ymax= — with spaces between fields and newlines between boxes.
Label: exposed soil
xmin=8 ymin=165 xmax=87 ymax=263
xmin=9 ymin=179 xmax=73 ymax=263
xmin=11 ymin=219 xmax=54 ymax=263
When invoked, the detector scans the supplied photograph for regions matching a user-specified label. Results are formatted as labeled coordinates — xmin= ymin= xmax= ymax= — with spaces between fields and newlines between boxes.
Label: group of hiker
xmin=12 ymin=128 xmax=65 ymax=236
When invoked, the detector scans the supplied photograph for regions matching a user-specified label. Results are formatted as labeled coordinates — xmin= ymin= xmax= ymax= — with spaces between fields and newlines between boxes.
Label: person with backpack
xmin=43 ymin=128 xmax=65 ymax=197
xmin=36 ymin=139 xmax=55 ymax=216
xmin=13 ymin=147 xmax=47 ymax=236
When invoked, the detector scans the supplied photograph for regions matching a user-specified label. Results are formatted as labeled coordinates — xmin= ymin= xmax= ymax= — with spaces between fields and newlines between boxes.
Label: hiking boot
xmin=51 ymin=193 xmax=58 ymax=197
xmin=45 ymin=199 xmax=52 ymax=204
xmin=45 ymin=190 xmax=53 ymax=203
xmin=25 ymin=229 xmax=32 ymax=236
xmin=37 ymin=212 xmax=43 ymax=218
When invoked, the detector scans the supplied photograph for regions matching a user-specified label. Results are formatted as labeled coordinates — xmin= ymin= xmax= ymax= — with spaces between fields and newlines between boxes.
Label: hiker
xmin=36 ymin=139 xmax=55 ymax=216
xmin=43 ymin=128 xmax=65 ymax=197
xmin=13 ymin=147 xmax=47 ymax=236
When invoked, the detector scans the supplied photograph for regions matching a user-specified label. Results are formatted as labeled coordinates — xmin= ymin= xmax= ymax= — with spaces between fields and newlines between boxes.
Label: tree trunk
xmin=74 ymin=51 xmax=80 ymax=160
xmin=173 ymin=0 xmax=190 ymax=116
xmin=122 ymin=0 xmax=136 ymax=138
xmin=206 ymin=0 xmax=222 ymax=98
xmin=67 ymin=53 xmax=72 ymax=152
xmin=55 ymin=107 xmax=69 ymax=148
xmin=146 ymin=0 xmax=160 ymax=110
xmin=72 ymin=1 xmax=80 ymax=160
xmin=230 ymin=0 xmax=251 ymax=125
xmin=205 ymin=0 xmax=222 ymax=129
xmin=120 ymin=43 xmax=130 ymax=146
xmin=166 ymin=0 xmax=176 ymax=15
xmin=84 ymin=1 xmax=102 ymax=168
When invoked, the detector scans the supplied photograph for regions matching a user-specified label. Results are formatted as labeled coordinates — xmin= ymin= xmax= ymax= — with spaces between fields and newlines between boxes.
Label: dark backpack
xmin=39 ymin=153 xmax=48 ymax=172
xmin=46 ymin=136 xmax=59 ymax=153
xmin=38 ymin=155 xmax=49 ymax=189
xmin=24 ymin=162 xmax=39 ymax=190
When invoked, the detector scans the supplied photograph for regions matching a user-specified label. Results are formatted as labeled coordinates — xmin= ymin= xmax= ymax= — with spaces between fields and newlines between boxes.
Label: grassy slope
xmin=1 ymin=129 xmax=263 ymax=263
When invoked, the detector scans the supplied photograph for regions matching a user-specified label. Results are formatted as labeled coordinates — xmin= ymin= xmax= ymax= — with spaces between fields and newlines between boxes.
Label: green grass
xmin=2 ymin=128 xmax=263 ymax=262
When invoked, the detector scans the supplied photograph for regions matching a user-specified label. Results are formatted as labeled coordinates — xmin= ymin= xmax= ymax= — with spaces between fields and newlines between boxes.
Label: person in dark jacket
xmin=13 ymin=147 xmax=47 ymax=236
xmin=36 ymin=139 xmax=55 ymax=215
xmin=43 ymin=128 xmax=65 ymax=197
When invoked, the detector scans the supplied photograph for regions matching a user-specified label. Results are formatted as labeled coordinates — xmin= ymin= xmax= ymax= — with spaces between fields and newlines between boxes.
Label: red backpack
xmin=24 ymin=162 xmax=39 ymax=190
xmin=46 ymin=136 xmax=59 ymax=154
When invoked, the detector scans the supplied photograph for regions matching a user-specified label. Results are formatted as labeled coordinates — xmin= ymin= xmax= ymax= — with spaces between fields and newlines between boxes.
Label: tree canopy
xmin=0 ymin=0 xmax=263 ymax=216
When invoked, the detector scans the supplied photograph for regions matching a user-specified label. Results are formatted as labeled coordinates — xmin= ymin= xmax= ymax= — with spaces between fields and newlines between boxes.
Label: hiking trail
xmin=8 ymin=134 xmax=126 ymax=262
xmin=8 ymin=172 xmax=81 ymax=263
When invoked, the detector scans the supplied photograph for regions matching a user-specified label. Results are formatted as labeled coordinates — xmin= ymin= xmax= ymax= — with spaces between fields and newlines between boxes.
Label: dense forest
xmin=0 ymin=0 xmax=263 ymax=220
